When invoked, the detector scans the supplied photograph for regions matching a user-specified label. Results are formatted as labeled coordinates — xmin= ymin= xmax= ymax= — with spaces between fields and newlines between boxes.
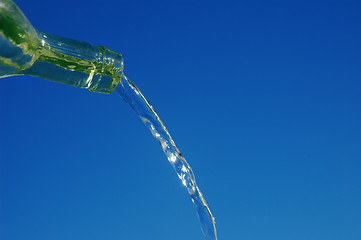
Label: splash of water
xmin=116 ymin=74 xmax=217 ymax=240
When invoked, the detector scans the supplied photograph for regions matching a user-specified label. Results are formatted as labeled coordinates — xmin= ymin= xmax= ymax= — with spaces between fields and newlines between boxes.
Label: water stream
xmin=116 ymin=74 xmax=217 ymax=240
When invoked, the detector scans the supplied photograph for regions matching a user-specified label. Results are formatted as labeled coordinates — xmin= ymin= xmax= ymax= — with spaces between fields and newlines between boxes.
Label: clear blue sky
xmin=1 ymin=0 xmax=361 ymax=239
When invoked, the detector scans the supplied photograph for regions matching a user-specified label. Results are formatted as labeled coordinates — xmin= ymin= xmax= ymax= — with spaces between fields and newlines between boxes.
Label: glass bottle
xmin=0 ymin=0 xmax=123 ymax=93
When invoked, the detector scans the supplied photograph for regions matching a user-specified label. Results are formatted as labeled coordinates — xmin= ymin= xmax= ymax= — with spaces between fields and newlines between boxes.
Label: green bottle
xmin=0 ymin=0 xmax=123 ymax=93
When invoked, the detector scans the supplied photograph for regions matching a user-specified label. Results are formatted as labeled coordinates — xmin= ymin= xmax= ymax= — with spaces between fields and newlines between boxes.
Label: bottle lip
xmin=88 ymin=71 xmax=123 ymax=94
xmin=88 ymin=46 xmax=124 ymax=93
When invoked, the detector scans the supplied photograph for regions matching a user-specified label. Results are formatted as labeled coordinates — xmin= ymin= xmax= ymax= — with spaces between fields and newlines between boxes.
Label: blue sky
xmin=1 ymin=0 xmax=361 ymax=239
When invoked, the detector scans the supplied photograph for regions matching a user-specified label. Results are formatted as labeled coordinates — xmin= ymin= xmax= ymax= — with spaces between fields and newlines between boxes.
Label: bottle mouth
xmin=87 ymin=46 xmax=124 ymax=93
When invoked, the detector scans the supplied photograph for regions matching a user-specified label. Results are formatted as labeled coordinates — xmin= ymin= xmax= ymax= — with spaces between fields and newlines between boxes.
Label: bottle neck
xmin=19 ymin=30 xmax=124 ymax=93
